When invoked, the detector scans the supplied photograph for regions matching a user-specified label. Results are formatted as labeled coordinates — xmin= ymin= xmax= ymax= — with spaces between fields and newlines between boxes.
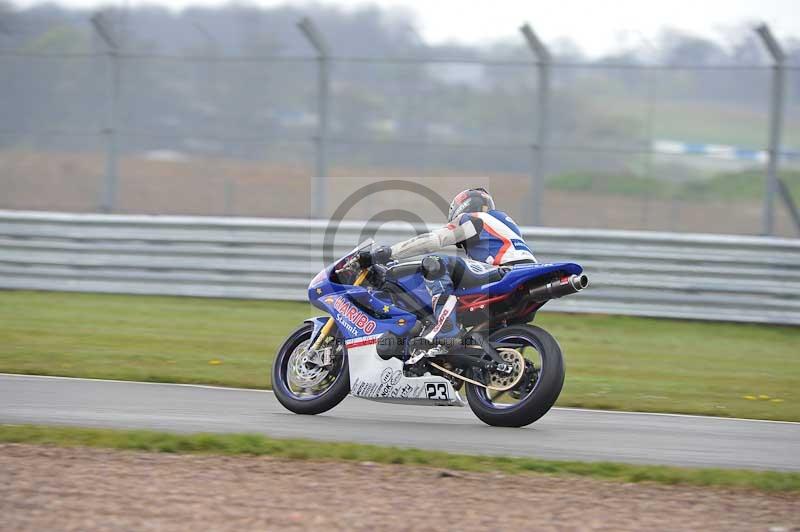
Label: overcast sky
xmin=9 ymin=0 xmax=800 ymax=56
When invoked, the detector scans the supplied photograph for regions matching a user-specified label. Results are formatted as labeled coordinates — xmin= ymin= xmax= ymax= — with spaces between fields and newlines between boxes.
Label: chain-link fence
xmin=2 ymin=27 xmax=799 ymax=236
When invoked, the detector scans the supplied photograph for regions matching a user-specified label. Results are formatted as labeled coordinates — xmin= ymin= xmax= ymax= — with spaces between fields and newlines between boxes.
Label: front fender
xmin=305 ymin=316 xmax=331 ymax=344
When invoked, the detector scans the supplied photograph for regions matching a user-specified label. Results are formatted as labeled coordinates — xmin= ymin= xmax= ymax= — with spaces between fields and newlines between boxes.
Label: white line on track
xmin=2 ymin=372 xmax=797 ymax=426
xmin=0 ymin=373 xmax=272 ymax=394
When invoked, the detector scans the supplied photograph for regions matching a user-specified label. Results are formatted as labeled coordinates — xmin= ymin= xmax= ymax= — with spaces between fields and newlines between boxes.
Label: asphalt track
xmin=1 ymin=374 xmax=798 ymax=472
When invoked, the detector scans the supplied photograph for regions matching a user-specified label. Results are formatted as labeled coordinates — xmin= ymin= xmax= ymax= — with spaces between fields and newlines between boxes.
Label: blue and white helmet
xmin=448 ymin=188 xmax=495 ymax=222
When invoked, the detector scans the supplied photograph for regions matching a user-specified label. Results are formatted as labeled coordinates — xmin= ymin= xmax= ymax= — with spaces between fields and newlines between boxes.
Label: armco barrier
xmin=1 ymin=210 xmax=798 ymax=325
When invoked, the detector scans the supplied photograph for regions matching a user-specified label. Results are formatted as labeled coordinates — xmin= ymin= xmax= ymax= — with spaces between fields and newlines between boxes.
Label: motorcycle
xmin=272 ymin=240 xmax=588 ymax=427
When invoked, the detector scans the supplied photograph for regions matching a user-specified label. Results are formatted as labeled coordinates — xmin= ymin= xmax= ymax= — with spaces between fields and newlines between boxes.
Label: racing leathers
xmin=387 ymin=210 xmax=536 ymax=342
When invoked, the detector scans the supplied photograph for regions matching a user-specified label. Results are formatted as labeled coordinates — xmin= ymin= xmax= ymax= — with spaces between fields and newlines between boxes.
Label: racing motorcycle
xmin=272 ymin=240 xmax=588 ymax=427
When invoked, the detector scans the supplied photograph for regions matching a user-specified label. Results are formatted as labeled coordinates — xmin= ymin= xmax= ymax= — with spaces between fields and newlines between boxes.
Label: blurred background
xmin=1 ymin=0 xmax=800 ymax=235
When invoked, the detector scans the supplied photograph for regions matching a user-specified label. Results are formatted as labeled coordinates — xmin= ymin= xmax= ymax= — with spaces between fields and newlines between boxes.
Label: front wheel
xmin=272 ymin=322 xmax=350 ymax=415
xmin=465 ymin=324 xmax=565 ymax=427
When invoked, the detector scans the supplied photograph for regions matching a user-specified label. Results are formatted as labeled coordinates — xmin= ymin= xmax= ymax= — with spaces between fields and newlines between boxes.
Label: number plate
xmin=425 ymin=382 xmax=450 ymax=401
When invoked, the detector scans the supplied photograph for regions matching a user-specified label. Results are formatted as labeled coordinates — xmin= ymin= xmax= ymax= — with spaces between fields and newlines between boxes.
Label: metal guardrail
xmin=1 ymin=210 xmax=798 ymax=325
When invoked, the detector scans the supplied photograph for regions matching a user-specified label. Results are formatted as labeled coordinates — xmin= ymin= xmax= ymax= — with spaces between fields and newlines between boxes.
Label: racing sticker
xmin=333 ymin=296 xmax=377 ymax=335
xmin=425 ymin=382 xmax=450 ymax=400
xmin=344 ymin=334 xmax=381 ymax=349
xmin=511 ymin=238 xmax=532 ymax=253
xmin=351 ymin=369 xmax=425 ymax=399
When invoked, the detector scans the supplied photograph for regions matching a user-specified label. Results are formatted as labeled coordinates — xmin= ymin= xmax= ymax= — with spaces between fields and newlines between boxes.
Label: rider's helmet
xmin=448 ymin=187 xmax=495 ymax=222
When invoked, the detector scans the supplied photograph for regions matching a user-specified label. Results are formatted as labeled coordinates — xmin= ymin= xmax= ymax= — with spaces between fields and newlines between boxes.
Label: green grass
xmin=0 ymin=290 xmax=302 ymax=388
xmin=1 ymin=290 xmax=798 ymax=421
xmin=681 ymin=169 xmax=800 ymax=202
xmin=548 ymin=172 xmax=672 ymax=198
xmin=547 ymin=169 xmax=800 ymax=202
xmin=581 ymin=94 xmax=800 ymax=148
xmin=2 ymin=424 xmax=798 ymax=492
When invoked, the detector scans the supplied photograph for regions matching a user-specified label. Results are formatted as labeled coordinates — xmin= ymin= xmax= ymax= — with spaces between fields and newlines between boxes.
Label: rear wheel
xmin=465 ymin=324 xmax=564 ymax=427
xmin=272 ymin=322 xmax=350 ymax=415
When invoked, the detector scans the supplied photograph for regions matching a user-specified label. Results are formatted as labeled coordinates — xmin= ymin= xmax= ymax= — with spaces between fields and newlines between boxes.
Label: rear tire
xmin=465 ymin=324 xmax=564 ymax=427
xmin=272 ymin=322 xmax=350 ymax=415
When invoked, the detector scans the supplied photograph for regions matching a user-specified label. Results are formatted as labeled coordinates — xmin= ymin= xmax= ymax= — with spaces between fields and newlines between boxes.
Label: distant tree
xmin=657 ymin=28 xmax=727 ymax=66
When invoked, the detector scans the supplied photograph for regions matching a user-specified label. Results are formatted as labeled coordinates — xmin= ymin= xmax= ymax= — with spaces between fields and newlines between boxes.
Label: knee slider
xmin=421 ymin=255 xmax=445 ymax=280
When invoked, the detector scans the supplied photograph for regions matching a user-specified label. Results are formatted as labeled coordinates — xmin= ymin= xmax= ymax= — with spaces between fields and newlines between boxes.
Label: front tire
xmin=465 ymin=324 xmax=565 ymax=427
xmin=272 ymin=322 xmax=350 ymax=415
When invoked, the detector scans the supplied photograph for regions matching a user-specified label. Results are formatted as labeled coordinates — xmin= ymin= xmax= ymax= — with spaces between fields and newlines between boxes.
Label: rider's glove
xmin=358 ymin=245 xmax=393 ymax=268
xmin=373 ymin=245 xmax=393 ymax=265
xmin=369 ymin=264 xmax=388 ymax=288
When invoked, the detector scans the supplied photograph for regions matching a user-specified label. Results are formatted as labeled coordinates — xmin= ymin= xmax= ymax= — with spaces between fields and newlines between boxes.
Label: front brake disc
xmin=287 ymin=340 xmax=329 ymax=389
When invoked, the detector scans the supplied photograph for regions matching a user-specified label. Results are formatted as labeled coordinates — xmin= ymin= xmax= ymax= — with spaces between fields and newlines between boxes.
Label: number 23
xmin=426 ymin=382 xmax=449 ymax=400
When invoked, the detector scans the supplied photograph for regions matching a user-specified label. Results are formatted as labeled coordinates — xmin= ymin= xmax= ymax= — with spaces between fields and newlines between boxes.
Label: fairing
xmin=305 ymin=245 xmax=582 ymax=407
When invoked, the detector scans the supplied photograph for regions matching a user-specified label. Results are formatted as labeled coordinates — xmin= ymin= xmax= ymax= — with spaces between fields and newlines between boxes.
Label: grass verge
xmin=547 ymin=169 xmax=800 ymax=202
xmin=2 ymin=424 xmax=798 ymax=492
xmin=1 ymin=290 xmax=798 ymax=421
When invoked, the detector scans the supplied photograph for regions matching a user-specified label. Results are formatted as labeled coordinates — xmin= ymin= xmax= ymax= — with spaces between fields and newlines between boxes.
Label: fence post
xmin=520 ymin=23 xmax=550 ymax=226
xmin=298 ymin=17 xmax=330 ymax=219
xmin=91 ymin=13 xmax=120 ymax=213
xmin=755 ymin=24 xmax=786 ymax=236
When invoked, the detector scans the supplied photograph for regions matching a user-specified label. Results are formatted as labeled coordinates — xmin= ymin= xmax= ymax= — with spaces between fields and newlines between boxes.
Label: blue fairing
xmin=308 ymin=247 xmax=582 ymax=341
xmin=393 ymin=274 xmax=434 ymax=313
xmin=458 ymin=262 xmax=583 ymax=296
xmin=389 ymin=262 xmax=583 ymax=299
xmin=308 ymin=261 xmax=419 ymax=341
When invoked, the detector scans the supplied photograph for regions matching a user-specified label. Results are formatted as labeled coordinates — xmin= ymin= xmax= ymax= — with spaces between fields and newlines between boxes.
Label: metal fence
xmin=2 ymin=18 xmax=800 ymax=236
xmin=1 ymin=210 xmax=798 ymax=325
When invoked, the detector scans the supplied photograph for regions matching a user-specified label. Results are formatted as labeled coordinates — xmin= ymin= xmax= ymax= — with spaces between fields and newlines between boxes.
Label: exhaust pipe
xmin=528 ymin=274 xmax=589 ymax=301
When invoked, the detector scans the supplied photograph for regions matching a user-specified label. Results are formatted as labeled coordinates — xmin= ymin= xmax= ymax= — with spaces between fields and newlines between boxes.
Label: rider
xmin=360 ymin=188 xmax=536 ymax=344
